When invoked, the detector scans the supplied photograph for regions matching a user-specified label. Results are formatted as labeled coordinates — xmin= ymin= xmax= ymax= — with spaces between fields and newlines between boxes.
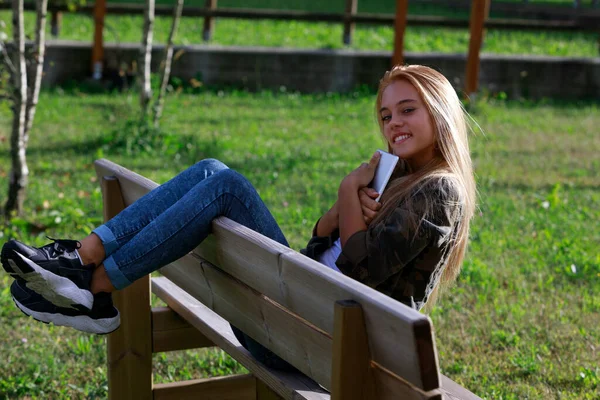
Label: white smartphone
xmin=369 ymin=150 xmax=399 ymax=202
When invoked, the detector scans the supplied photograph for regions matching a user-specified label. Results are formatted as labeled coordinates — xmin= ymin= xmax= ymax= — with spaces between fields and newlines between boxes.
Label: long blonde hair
xmin=373 ymin=65 xmax=476 ymax=311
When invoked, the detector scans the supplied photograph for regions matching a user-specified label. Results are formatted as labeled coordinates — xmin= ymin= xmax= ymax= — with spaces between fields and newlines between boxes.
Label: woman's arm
xmin=338 ymin=185 xmax=367 ymax=246
xmin=338 ymin=152 xmax=381 ymax=247
xmin=315 ymin=201 xmax=339 ymax=237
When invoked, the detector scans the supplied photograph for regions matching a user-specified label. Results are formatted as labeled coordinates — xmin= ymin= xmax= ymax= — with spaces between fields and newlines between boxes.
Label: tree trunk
xmin=6 ymin=0 xmax=29 ymax=217
xmin=25 ymin=0 xmax=48 ymax=143
xmin=153 ymin=0 xmax=184 ymax=127
xmin=139 ymin=0 xmax=155 ymax=117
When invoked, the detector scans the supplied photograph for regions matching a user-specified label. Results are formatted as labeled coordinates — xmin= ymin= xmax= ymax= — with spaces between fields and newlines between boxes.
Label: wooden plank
xmin=152 ymin=307 xmax=214 ymax=353
xmin=440 ymin=374 xmax=482 ymax=400
xmin=109 ymin=277 xmax=152 ymax=400
xmin=153 ymin=374 xmax=256 ymax=400
xmin=193 ymin=219 xmax=439 ymax=391
xmin=160 ymin=255 xmax=333 ymax=388
xmin=371 ymin=363 xmax=442 ymax=400
xmin=152 ymin=273 xmax=440 ymax=399
xmin=151 ymin=276 xmax=330 ymax=400
xmin=392 ymin=0 xmax=409 ymax=67
xmin=342 ymin=0 xmax=357 ymax=45
xmin=101 ymin=176 xmax=153 ymax=400
xmin=95 ymin=159 xmax=159 ymax=206
xmin=330 ymin=300 xmax=374 ymax=400
xmin=93 ymin=159 xmax=439 ymax=390
xmin=465 ymin=0 xmax=490 ymax=96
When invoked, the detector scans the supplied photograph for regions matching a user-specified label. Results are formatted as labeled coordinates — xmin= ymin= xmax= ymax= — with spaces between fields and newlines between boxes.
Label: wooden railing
xmin=4 ymin=0 xmax=599 ymax=94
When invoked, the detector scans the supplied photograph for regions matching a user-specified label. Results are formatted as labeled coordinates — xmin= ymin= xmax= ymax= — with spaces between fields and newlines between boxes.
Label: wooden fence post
xmin=342 ymin=0 xmax=357 ymax=45
xmin=331 ymin=300 xmax=375 ymax=400
xmin=50 ymin=10 xmax=61 ymax=37
xmin=102 ymin=177 xmax=153 ymax=400
xmin=203 ymin=0 xmax=217 ymax=41
xmin=92 ymin=0 xmax=106 ymax=79
xmin=465 ymin=0 xmax=490 ymax=97
xmin=392 ymin=0 xmax=409 ymax=67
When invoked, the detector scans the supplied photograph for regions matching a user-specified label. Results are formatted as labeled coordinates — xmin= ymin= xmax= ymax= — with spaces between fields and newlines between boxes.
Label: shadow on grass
xmin=0 ymin=136 xmax=108 ymax=158
xmin=481 ymin=181 xmax=600 ymax=191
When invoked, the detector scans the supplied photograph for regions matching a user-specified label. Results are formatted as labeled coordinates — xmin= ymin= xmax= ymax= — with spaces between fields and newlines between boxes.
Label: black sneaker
xmin=1 ymin=238 xmax=94 ymax=310
xmin=11 ymin=279 xmax=120 ymax=334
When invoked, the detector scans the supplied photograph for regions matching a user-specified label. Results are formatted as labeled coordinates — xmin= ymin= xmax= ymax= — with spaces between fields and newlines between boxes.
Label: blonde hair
xmin=372 ymin=65 xmax=476 ymax=312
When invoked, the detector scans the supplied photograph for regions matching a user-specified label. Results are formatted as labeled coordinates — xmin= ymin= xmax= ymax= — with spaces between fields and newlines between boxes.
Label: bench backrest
xmin=94 ymin=158 xmax=442 ymax=399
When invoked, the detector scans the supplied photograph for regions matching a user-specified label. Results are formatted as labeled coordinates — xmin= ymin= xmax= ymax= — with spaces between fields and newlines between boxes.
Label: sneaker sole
xmin=2 ymin=247 xmax=94 ymax=310
xmin=12 ymin=296 xmax=120 ymax=335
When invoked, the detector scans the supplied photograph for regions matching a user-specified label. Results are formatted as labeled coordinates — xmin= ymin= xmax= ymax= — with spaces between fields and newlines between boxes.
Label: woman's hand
xmin=337 ymin=152 xmax=381 ymax=246
xmin=340 ymin=151 xmax=381 ymax=193
xmin=359 ymin=188 xmax=381 ymax=224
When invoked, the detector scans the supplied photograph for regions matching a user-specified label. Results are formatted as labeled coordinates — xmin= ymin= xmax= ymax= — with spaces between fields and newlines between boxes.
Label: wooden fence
xmin=4 ymin=0 xmax=599 ymax=95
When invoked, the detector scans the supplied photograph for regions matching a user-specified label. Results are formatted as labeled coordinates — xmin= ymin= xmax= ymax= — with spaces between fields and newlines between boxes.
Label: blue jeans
xmin=92 ymin=159 xmax=297 ymax=371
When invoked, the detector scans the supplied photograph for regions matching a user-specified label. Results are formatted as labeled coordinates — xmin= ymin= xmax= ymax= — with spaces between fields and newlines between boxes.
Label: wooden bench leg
xmin=331 ymin=300 xmax=376 ymax=400
xmin=102 ymin=176 xmax=153 ymax=400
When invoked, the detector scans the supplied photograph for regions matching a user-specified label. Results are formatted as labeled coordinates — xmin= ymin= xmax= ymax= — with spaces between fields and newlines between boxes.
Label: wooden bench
xmin=94 ymin=158 xmax=481 ymax=400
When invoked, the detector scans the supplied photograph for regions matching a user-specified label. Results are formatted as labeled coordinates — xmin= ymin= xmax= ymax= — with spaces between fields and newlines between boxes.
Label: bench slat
xmin=193 ymin=220 xmax=439 ymax=390
xmin=94 ymin=159 xmax=440 ymax=391
xmin=153 ymin=374 xmax=255 ymax=400
xmin=152 ymin=307 xmax=215 ymax=353
xmin=160 ymin=254 xmax=333 ymax=386
xmin=151 ymin=276 xmax=330 ymax=400
xmin=440 ymin=375 xmax=482 ymax=400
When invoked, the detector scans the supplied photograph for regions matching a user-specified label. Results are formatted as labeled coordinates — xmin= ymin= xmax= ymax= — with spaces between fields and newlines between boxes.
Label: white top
xmin=316 ymin=238 xmax=342 ymax=272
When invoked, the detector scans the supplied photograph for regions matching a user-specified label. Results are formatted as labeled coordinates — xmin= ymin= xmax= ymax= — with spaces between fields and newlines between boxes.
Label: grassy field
xmin=1 ymin=6 xmax=598 ymax=58
xmin=0 ymin=86 xmax=599 ymax=399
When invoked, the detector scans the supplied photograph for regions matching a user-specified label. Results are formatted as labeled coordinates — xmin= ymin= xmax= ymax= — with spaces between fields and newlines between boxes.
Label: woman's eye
xmin=402 ymin=108 xmax=415 ymax=114
xmin=381 ymin=115 xmax=391 ymax=122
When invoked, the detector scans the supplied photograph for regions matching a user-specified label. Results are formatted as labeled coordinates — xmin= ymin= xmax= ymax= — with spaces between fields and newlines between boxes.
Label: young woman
xmin=1 ymin=64 xmax=475 ymax=368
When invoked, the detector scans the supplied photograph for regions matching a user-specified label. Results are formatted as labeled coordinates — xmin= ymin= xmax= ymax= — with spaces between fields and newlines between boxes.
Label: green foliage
xmin=577 ymin=367 xmax=599 ymax=390
xmin=0 ymin=88 xmax=598 ymax=399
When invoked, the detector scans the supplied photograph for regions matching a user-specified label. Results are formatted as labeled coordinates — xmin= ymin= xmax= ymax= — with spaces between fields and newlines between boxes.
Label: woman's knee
xmin=217 ymin=169 xmax=253 ymax=190
xmin=193 ymin=158 xmax=229 ymax=177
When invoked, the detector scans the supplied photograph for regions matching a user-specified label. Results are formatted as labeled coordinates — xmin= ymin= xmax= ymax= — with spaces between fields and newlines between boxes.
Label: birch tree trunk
xmin=5 ymin=0 xmax=28 ymax=217
xmin=152 ymin=0 xmax=184 ymax=127
xmin=139 ymin=0 xmax=155 ymax=117
xmin=24 ymin=0 xmax=48 ymax=142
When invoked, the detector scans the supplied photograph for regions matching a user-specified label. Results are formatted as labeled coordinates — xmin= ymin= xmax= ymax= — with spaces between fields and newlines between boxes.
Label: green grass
xmin=0 ymin=86 xmax=599 ymax=399
xmin=1 ymin=7 xmax=598 ymax=58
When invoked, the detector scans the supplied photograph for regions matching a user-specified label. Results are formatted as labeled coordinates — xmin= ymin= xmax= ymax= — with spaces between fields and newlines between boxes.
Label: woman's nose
xmin=390 ymin=115 xmax=404 ymax=127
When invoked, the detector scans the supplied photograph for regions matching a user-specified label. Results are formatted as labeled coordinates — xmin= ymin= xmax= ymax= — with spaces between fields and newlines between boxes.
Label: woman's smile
xmin=392 ymin=133 xmax=412 ymax=144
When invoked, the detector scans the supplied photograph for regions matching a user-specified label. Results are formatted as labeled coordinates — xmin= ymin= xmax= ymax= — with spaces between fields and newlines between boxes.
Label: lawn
xmin=0 ymin=85 xmax=599 ymax=399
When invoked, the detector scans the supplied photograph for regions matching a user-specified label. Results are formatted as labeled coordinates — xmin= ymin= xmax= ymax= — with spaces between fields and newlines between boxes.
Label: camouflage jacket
xmin=300 ymin=176 xmax=462 ymax=311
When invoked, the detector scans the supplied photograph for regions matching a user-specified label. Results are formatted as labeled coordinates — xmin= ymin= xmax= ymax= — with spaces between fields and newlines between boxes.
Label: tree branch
xmin=0 ymin=40 xmax=18 ymax=76
xmin=152 ymin=0 xmax=184 ymax=127
xmin=24 ymin=0 xmax=48 ymax=146
xmin=139 ymin=0 xmax=155 ymax=117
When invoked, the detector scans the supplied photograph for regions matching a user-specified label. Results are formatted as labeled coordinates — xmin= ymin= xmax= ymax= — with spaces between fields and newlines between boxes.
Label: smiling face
xmin=379 ymin=79 xmax=437 ymax=171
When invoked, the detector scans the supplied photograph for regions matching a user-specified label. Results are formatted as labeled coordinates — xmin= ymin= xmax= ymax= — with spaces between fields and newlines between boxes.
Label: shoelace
xmin=46 ymin=236 xmax=82 ymax=256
